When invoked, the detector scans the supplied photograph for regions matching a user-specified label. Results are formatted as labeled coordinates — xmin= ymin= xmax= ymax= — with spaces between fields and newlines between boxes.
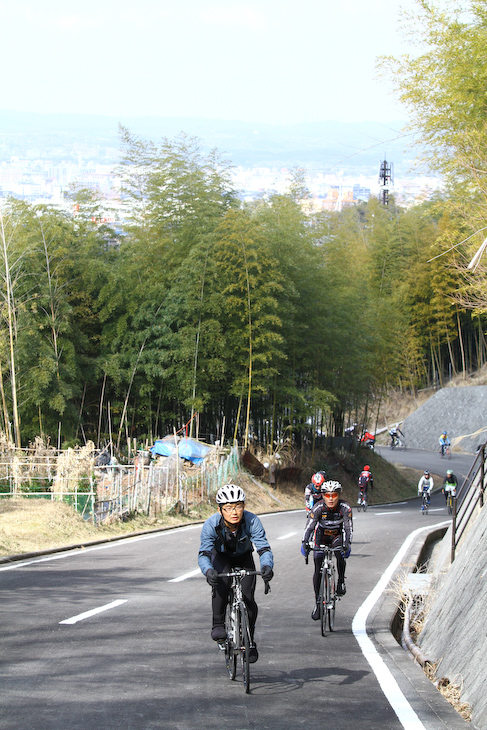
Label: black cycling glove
xmin=261 ymin=565 xmax=273 ymax=582
xmin=205 ymin=568 xmax=219 ymax=587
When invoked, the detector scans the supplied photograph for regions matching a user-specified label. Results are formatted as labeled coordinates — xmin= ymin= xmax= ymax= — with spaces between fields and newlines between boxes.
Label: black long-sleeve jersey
xmin=302 ymin=499 xmax=353 ymax=547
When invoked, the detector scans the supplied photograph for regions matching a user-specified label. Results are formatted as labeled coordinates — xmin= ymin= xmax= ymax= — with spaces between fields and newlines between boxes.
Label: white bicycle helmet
xmin=321 ymin=480 xmax=342 ymax=494
xmin=216 ymin=484 xmax=246 ymax=504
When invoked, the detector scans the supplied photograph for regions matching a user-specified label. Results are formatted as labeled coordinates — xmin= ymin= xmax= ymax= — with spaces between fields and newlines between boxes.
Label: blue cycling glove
xmin=342 ymin=544 xmax=351 ymax=559
xmin=301 ymin=543 xmax=310 ymax=557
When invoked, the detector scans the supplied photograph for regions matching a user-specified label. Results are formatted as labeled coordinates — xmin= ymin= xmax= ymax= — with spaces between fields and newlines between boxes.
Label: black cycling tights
xmin=210 ymin=551 xmax=257 ymax=636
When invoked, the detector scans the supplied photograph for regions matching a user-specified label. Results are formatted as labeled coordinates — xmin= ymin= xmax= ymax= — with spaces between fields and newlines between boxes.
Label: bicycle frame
xmin=307 ymin=545 xmax=342 ymax=635
xmin=216 ymin=568 xmax=270 ymax=694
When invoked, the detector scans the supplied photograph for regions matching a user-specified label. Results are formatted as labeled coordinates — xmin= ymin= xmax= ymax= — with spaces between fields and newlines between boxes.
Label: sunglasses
xmin=323 ymin=491 xmax=339 ymax=498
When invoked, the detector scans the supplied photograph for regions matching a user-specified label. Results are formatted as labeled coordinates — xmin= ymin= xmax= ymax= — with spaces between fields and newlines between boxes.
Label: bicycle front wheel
xmin=319 ymin=566 xmax=327 ymax=637
xmin=224 ymin=605 xmax=237 ymax=680
xmin=238 ymin=603 xmax=251 ymax=693
xmin=326 ymin=567 xmax=336 ymax=632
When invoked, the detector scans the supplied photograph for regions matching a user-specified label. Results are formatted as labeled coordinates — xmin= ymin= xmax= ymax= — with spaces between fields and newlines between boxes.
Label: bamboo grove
xmin=0 ymin=128 xmax=485 ymax=450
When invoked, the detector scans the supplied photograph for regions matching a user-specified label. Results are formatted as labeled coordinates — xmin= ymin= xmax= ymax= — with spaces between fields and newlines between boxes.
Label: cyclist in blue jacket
xmin=198 ymin=484 xmax=274 ymax=663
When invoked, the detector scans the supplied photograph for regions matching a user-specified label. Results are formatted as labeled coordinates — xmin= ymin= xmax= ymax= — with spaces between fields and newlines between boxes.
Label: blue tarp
xmin=150 ymin=437 xmax=211 ymax=464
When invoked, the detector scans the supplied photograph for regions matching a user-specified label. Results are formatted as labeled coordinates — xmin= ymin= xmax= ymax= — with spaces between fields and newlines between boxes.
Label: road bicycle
xmin=357 ymin=490 xmax=367 ymax=512
xmin=420 ymin=491 xmax=430 ymax=515
xmin=446 ymin=488 xmax=456 ymax=515
xmin=439 ymin=444 xmax=451 ymax=459
xmin=307 ymin=545 xmax=341 ymax=636
xmin=216 ymin=568 xmax=270 ymax=694
xmin=390 ymin=436 xmax=406 ymax=450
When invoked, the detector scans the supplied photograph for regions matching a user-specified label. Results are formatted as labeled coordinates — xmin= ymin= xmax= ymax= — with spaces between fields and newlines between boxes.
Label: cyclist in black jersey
xmin=304 ymin=470 xmax=326 ymax=514
xmin=301 ymin=480 xmax=353 ymax=620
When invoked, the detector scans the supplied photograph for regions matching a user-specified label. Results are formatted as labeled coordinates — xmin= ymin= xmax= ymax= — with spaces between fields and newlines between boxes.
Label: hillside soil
xmin=0 ymin=448 xmax=431 ymax=560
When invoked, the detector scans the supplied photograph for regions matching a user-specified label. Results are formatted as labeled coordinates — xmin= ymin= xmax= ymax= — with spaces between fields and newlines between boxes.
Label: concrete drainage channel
xmin=388 ymin=525 xmax=472 ymax=725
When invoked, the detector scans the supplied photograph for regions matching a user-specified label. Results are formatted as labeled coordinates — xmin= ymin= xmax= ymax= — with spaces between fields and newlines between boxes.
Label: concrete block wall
xmin=419 ymin=498 xmax=487 ymax=729
xmin=401 ymin=386 xmax=487 ymax=454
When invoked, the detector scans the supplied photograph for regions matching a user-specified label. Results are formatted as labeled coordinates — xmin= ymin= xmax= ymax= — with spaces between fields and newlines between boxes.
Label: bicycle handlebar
xmin=305 ymin=545 xmax=344 ymax=565
xmin=215 ymin=569 xmax=272 ymax=594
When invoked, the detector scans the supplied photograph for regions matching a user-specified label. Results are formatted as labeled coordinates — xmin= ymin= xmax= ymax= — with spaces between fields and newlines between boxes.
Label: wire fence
xmin=0 ymin=444 xmax=240 ymax=524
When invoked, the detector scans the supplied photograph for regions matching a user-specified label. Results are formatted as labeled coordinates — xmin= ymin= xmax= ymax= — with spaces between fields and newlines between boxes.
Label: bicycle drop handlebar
xmin=216 ymin=568 xmax=271 ymax=594
xmin=304 ymin=545 xmax=344 ymax=565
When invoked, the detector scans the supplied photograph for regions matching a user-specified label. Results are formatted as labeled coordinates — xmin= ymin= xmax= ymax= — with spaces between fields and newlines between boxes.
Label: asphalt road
xmin=0 ymin=495 xmax=467 ymax=730
xmin=375 ymin=445 xmax=475 ymax=484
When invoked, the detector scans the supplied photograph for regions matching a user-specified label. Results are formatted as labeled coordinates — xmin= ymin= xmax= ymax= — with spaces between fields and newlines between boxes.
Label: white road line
xmin=374 ymin=511 xmax=402 ymax=516
xmin=0 ymin=524 xmax=202 ymax=572
xmin=277 ymin=532 xmax=297 ymax=540
xmin=59 ymin=599 xmax=127 ymax=625
xmin=168 ymin=568 xmax=201 ymax=583
xmin=352 ymin=520 xmax=450 ymax=730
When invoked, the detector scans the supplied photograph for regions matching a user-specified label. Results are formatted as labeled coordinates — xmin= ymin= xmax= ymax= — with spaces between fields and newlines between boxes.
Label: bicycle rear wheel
xmin=326 ymin=566 xmax=336 ymax=632
xmin=224 ymin=605 xmax=236 ymax=680
xmin=238 ymin=603 xmax=251 ymax=693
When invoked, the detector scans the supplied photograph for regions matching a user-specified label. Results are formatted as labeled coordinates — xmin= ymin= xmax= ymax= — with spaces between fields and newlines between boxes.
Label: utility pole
xmin=379 ymin=157 xmax=394 ymax=205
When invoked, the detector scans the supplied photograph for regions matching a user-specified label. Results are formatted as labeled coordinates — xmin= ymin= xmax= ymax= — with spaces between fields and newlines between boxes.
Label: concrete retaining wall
xmin=418 ymin=501 xmax=487 ymax=729
xmin=402 ymin=386 xmax=487 ymax=454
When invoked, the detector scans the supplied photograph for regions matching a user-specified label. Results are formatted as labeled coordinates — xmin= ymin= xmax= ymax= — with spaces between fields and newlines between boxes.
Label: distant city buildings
xmin=0 ymin=153 xmax=443 ymax=219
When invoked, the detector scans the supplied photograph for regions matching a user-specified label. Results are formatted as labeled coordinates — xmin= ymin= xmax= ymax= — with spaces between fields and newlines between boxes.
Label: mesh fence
xmin=0 ymin=443 xmax=240 ymax=524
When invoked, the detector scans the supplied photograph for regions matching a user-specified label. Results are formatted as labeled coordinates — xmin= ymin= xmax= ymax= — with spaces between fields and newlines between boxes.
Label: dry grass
xmin=424 ymin=664 xmax=472 ymax=722
xmin=0 ymin=469 xmax=305 ymax=559
xmin=390 ymin=569 xmax=473 ymax=723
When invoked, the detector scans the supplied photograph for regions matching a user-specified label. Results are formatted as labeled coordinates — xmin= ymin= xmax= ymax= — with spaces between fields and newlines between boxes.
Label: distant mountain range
xmin=0 ymin=110 xmax=424 ymax=177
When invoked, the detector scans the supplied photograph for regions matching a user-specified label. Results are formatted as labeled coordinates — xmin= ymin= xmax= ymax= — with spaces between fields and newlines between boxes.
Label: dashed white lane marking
xmin=59 ymin=599 xmax=127 ymax=625
xmin=352 ymin=520 xmax=450 ymax=730
xmin=374 ymin=511 xmax=402 ymax=516
xmin=168 ymin=568 xmax=201 ymax=583
xmin=277 ymin=532 xmax=297 ymax=540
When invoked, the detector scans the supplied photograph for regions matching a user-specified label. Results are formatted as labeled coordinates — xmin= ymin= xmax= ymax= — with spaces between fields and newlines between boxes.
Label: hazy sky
xmin=0 ymin=0 xmax=418 ymax=125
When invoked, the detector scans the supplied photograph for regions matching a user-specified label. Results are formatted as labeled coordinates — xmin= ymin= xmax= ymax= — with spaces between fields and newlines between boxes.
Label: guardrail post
xmin=451 ymin=497 xmax=457 ymax=563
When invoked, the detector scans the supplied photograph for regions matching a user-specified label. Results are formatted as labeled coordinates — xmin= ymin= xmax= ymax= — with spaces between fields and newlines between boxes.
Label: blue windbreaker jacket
xmin=198 ymin=510 xmax=274 ymax=575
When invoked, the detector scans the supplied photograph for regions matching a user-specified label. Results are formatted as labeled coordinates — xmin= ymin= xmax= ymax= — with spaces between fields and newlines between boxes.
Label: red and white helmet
xmin=311 ymin=471 xmax=326 ymax=487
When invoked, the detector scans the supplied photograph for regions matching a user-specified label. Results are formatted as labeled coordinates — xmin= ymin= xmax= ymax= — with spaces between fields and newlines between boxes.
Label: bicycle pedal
xmin=217 ymin=639 xmax=226 ymax=651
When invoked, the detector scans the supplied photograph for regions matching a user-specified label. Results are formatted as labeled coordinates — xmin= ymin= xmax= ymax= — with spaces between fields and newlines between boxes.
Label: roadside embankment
xmin=415 ymin=502 xmax=487 ymax=730
xmin=400 ymin=385 xmax=487 ymax=454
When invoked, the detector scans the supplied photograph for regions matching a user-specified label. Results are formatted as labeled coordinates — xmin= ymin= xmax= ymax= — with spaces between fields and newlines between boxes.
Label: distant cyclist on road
xmin=357 ymin=465 xmax=373 ymax=504
xmin=198 ymin=484 xmax=274 ymax=663
xmin=389 ymin=424 xmax=404 ymax=447
xmin=442 ymin=469 xmax=458 ymax=503
xmin=439 ymin=431 xmax=451 ymax=456
xmin=304 ymin=471 xmax=326 ymax=514
xmin=418 ymin=470 xmax=434 ymax=505
xmin=301 ymin=480 xmax=353 ymax=619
